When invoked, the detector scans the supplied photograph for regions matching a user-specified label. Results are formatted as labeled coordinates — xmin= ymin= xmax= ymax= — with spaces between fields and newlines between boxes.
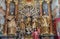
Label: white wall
xmin=52 ymin=0 xmax=59 ymax=18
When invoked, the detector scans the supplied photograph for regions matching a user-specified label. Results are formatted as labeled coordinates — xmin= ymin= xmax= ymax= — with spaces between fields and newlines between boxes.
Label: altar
xmin=0 ymin=0 xmax=56 ymax=39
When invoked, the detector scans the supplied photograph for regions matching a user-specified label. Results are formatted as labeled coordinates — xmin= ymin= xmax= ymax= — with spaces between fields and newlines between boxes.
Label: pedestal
xmin=24 ymin=35 xmax=33 ymax=39
xmin=40 ymin=35 xmax=54 ymax=39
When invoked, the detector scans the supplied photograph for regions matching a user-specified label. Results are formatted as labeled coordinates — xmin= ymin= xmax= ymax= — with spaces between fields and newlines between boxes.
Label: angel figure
xmin=7 ymin=15 xmax=16 ymax=35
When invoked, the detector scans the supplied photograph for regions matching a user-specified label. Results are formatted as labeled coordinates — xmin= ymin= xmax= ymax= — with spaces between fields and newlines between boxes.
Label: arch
xmin=9 ymin=1 xmax=15 ymax=15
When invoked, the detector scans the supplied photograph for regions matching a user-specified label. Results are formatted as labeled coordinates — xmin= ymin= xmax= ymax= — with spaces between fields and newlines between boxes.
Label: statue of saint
xmin=40 ymin=12 xmax=50 ymax=35
xmin=20 ymin=18 xmax=25 ymax=34
xmin=7 ymin=15 xmax=16 ymax=35
xmin=25 ymin=13 xmax=32 ymax=35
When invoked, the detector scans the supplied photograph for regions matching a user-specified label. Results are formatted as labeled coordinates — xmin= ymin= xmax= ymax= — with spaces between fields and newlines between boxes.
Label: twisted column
xmin=47 ymin=1 xmax=53 ymax=34
xmin=40 ymin=1 xmax=43 ymax=16
xmin=4 ymin=0 xmax=10 ymax=35
xmin=15 ymin=2 xmax=18 ymax=22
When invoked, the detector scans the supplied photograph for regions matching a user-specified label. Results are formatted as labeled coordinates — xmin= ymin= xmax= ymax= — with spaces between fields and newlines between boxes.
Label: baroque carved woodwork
xmin=0 ymin=0 xmax=54 ymax=39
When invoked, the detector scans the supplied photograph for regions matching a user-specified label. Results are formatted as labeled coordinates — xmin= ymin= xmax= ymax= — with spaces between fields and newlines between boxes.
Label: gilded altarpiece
xmin=18 ymin=0 xmax=54 ymax=39
xmin=18 ymin=0 xmax=40 ymax=39
xmin=0 ymin=0 xmax=54 ymax=39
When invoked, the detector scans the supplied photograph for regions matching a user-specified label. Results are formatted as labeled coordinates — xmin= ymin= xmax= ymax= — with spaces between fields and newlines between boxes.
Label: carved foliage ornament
xmin=18 ymin=0 xmax=40 ymax=18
